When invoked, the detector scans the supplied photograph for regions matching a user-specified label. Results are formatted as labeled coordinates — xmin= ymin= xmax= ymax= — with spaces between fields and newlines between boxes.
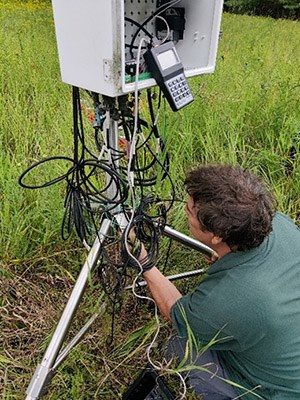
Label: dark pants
xmin=165 ymin=335 xmax=237 ymax=400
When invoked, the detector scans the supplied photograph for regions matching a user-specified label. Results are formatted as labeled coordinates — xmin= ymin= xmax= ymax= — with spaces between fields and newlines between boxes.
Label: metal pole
xmin=25 ymin=219 xmax=111 ymax=400
xmin=162 ymin=224 xmax=217 ymax=258
xmin=126 ymin=268 xmax=206 ymax=290
xmin=25 ymin=101 xmax=122 ymax=399
xmin=53 ymin=303 xmax=107 ymax=370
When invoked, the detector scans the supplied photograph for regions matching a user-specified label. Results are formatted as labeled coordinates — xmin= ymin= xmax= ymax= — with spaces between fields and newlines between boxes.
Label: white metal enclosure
xmin=51 ymin=0 xmax=224 ymax=96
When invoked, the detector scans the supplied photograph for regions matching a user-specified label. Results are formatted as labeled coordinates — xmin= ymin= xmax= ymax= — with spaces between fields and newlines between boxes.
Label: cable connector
xmin=151 ymin=37 xmax=161 ymax=48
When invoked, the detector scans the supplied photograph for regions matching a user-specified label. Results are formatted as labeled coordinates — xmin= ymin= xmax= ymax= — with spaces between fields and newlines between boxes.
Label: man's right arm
xmin=142 ymin=267 xmax=182 ymax=321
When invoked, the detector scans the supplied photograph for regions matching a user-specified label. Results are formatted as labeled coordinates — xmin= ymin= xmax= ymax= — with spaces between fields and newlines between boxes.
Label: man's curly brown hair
xmin=185 ymin=165 xmax=276 ymax=251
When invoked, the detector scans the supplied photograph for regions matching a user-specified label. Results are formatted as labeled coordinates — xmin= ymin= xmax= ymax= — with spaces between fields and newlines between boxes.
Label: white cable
xmin=124 ymin=36 xmax=148 ymax=267
xmin=125 ymin=32 xmax=187 ymax=397
xmin=101 ymin=111 xmax=112 ymax=164
xmin=122 ymin=36 xmax=164 ymax=373
xmin=155 ymin=15 xmax=171 ymax=44
xmin=82 ymin=239 xmax=91 ymax=252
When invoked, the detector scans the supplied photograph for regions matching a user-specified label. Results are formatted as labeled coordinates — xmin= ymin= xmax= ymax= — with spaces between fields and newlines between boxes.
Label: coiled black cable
xmin=19 ymin=84 xmax=178 ymax=331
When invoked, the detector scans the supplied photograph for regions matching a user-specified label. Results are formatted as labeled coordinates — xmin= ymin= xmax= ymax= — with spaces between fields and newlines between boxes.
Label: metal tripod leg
xmin=162 ymin=224 xmax=217 ymax=258
xmin=25 ymin=218 xmax=111 ymax=400
xmin=25 ymin=96 xmax=124 ymax=400
xmin=25 ymin=219 xmax=214 ymax=399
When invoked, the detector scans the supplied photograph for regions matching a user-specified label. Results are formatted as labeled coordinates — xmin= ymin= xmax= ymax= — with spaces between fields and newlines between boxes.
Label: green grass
xmin=162 ymin=14 xmax=300 ymax=221
xmin=1 ymin=2 xmax=300 ymax=399
xmin=0 ymin=1 xmax=74 ymax=262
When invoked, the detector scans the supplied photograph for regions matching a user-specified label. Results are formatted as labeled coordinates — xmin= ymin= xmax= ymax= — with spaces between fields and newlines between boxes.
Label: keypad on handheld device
xmin=166 ymin=73 xmax=193 ymax=108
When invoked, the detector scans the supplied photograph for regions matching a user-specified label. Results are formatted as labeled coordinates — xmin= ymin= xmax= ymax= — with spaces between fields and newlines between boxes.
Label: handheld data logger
xmin=143 ymin=41 xmax=194 ymax=112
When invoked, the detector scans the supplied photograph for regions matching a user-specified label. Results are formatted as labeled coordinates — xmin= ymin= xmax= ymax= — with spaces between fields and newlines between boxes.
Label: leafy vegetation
xmin=0 ymin=1 xmax=299 ymax=399
xmin=224 ymin=0 xmax=300 ymax=18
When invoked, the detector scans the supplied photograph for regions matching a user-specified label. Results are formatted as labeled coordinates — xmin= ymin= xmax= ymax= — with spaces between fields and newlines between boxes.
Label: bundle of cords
xmin=19 ymin=87 xmax=175 ymax=245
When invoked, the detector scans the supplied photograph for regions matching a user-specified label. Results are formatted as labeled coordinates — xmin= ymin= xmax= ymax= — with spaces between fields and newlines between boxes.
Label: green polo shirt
xmin=170 ymin=212 xmax=300 ymax=399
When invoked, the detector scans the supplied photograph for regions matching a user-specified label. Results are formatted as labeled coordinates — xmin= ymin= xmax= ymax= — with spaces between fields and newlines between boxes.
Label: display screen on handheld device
xmin=157 ymin=48 xmax=180 ymax=70
xmin=144 ymin=41 xmax=194 ymax=111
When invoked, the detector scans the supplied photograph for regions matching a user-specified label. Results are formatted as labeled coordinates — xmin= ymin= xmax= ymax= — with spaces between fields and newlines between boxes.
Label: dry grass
xmin=0 ymin=254 xmax=74 ymax=395
xmin=0 ymin=247 xmax=177 ymax=399
xmin=0 ymin=241 xmax=205 ymax=399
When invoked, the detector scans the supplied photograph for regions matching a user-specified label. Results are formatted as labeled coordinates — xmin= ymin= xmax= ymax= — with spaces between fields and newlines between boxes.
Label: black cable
xmin=129 ymin=0 xmax=182 ymax=57
xmin=19 ymin=84 xmax=179 ymax=324
xmin=18 ymin=156 xmax=76 ymax=189
xmin=121 ymin=212 xmax=160 ymax=272
xmin=125 ymin=17 xmax=154 ymax=51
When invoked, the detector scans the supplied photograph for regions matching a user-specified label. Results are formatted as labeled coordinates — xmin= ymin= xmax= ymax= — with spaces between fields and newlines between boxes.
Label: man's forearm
xmin=142 ymin=267 xmax=182 ymax=321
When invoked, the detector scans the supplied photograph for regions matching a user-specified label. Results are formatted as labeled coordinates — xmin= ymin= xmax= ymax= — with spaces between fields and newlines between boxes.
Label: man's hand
xmin=126 ymin=229 xmax=155 ymax=272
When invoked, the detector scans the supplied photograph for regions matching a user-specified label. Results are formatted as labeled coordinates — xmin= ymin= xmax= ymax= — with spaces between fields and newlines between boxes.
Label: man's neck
xmin=213 ymin=241 xmax=232 ymax=260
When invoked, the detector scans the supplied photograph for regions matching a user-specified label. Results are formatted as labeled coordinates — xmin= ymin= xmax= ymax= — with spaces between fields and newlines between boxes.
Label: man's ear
xmin=211 ymin=235 xmax=223 ymax=245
